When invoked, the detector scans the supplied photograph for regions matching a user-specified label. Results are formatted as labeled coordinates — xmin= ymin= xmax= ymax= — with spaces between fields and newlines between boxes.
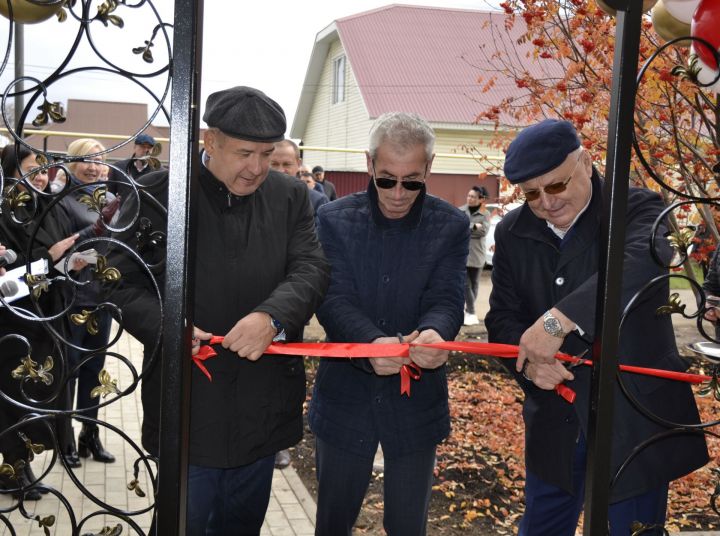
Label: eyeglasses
xmin=522 ymin=152 xmax=582 ymax=202
xmin=372 ymin=160 xmax=427 ymax=191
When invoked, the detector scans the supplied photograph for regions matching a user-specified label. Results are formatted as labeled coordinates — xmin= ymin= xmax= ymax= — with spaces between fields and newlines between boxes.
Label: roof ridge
xmin=336 ymin=3 xmax=497 ymax=23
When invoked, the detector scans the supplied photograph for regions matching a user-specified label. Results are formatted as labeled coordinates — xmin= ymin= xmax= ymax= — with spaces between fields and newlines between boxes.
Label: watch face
xmin=544 ymin=316 xmax=562 ymax=335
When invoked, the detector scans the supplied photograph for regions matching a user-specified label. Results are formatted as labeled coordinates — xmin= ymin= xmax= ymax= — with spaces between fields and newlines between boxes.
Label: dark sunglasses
xmin=522 ymin=152 xmax=581 ymax=202
xmin=372 ymin=160 xmax=427 ymax=191
xmin=374 ymin=177 xmax=425 ymax=191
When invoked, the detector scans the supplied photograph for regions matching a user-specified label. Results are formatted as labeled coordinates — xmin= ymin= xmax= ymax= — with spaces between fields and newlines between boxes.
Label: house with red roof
xmin=291 ymin=4 xmax=535 ymax=204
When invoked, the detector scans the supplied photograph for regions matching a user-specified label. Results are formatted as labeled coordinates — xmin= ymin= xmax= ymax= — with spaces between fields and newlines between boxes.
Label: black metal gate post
xmin=157 ymin=0 xmax=204 ymax=533
xmin=584 ymin=1 xmax=644 ymax=534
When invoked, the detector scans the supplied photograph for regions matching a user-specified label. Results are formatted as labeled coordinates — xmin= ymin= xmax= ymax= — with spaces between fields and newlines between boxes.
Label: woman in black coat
xmin=0 ymin=144 xmax=84 ymax=499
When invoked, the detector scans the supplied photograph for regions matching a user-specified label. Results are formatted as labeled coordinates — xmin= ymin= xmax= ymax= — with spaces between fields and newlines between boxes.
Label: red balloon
xmin=691 ymin=0 xmax=720 ymax=70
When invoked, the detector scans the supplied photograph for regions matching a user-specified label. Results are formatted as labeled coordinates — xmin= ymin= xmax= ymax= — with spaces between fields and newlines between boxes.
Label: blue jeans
xmin=314 ymin=437 xmax=436 ymax=536
xmin=519 ymin=434 xmax=668 ymax=536
xmin=186 ymin=455 xmax=275 ymax=536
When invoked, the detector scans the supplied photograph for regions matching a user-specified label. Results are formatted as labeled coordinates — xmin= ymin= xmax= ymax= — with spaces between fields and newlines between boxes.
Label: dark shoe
xmin=63 ymin=447 xmax=82 ymax=469
xmin=78 ymin=424 xmax=115 ymax=463
xmin=63 ymin=436 xmax=82 ymax=469
xmin=274 ymin=449 xmax=291 ymax=469
xmin=0 ymin=462 xmax=42 ymax=501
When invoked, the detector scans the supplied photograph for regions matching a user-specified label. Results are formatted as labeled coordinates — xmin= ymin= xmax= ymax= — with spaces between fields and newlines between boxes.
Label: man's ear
xmin=203 ymin=129 xmax=217 ymax=157
xmin=365 ymin=151 xmax=372 ymax=176
xmin=427 ymin=153 xmax=436 ymax=176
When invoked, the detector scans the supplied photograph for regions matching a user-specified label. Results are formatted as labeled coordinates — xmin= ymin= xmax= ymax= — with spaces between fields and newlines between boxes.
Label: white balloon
xmin=695 ymin=57 xmax=720 ymax=94
xmin=663 ymin=0 xmax=701 ymax=24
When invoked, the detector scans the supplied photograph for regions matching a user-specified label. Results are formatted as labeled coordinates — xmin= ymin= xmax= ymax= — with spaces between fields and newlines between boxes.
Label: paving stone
xmin=0 ymin=328 xmax=317 ymax=535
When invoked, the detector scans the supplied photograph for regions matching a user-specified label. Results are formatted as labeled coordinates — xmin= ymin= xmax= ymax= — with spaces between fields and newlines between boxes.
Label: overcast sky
xmin=1 ymin=0 xmax=499 ymax=134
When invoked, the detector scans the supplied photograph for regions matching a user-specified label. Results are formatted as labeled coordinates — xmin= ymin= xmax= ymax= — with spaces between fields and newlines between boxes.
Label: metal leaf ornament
xmin=34 ymin=514 xmax=55 ymax=536
xmin=70 ymin=308 xmax=99 ymax=335
xmin=78 ymin=186 xmax=107 ymax=215
xmin=127 ymin=477 xmax=146 ymax=497
xmin=655 ymin=292 xmax=686 ymax=316
xmin=92 ymin=255 xmax=121 ymax=283
xmin=630 ymin=521 xmax=669 ymax=535
xmin=90 ymin=524 xmax=123 ymax=536
xmin=90 ymin=369 xmax=120 ymax=399
xmin=11 ymin=355 xmax=54 ymax=386
xmin=140 ymin=141 xmax=163 ymax=170
xmin=666 ymin=227 xmax=695 ymax=253
xmin=32 ymin=99 xmax=66 ymax=127
xmin=96 ymin=0 xmax=124 ymax=28
xmin=132 ymin=40 xmax=154 ymax=63
xmin=19 ymin=431 xmax=45 ymax=461
xmin=135 ymin=217 xmax=166 ymax=254
xmin=0 ymin=460 xmax=23 ymax=480
xmin=698 ymin=367 xmax=720 ymax=401
xmin=2 ymin=186 xmax=32 ymax=210
xmin=26 ymin=273 xmax=49 ymax=299
xmin=671 ymin=54 xmax=702 ymax=83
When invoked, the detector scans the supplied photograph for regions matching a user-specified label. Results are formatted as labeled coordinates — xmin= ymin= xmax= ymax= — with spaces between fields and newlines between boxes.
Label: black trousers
xmin=314 ymin=437 xmax=436 ymax=536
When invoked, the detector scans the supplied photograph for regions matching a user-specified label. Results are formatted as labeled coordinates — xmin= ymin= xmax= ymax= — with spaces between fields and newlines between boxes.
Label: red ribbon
xmin=193 ymin=345 xmax=217 ymax=381
xmin=192 ymin=338 xmax=712 ymax=402
xmin=400 ymin=363 xmax=422 ymax=396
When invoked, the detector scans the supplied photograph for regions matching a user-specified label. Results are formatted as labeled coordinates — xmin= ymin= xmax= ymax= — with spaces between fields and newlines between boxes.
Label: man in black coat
xmin=485 ymin=119 xmax=708 ymax=535
xmin=106 ymin=133 xmax=162 ymax=194
xmin=311 ymin=165 xmax=337 ymax=201
xmin=105 ymin=87 xmax=329 ymax=534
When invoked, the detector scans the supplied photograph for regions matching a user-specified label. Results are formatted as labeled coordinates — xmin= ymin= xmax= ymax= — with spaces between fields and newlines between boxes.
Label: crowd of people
xmin=0 ymin=88 xmax=710 ymax=536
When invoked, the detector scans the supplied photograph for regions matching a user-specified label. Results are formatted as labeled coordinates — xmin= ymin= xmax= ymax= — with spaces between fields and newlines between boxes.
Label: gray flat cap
xmin=203 ymin=86 xmax=286 ymax=142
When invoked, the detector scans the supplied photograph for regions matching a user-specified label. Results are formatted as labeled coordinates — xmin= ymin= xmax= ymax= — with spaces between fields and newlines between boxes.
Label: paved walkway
xmin=0 ymin=327 xmax=316 ymax=536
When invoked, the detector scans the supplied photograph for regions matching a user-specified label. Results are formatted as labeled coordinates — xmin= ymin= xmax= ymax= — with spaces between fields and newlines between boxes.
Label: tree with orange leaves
xmin=477 ymin=0 xmax=720 ymax=278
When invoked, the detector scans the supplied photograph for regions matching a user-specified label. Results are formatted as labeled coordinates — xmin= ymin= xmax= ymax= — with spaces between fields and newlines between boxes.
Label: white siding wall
xmin=302 ymin=39 xmax=371 ymax=172
xmin=300 ymin=40 xmax=508 ymax=175
xmin=433 ymin=129 xmax=505 ymax=176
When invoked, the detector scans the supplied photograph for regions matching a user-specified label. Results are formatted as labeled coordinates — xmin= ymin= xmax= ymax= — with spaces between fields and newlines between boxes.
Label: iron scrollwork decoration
xmin=0 ymin=0 xmax=172 ymax=533
xmin=617 ymin=17 xmax=720 ymax=533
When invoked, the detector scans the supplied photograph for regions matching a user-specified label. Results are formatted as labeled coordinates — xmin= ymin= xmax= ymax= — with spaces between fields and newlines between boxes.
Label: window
xmin=332 ymin=55 xmax=346 ymax=104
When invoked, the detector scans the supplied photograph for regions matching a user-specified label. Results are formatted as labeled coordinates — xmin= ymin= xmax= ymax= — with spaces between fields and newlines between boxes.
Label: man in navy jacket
xmin=309 ymin=112 xmax=469 ymax=536
xmin=486 ymin=119 xmax=708 ymax=535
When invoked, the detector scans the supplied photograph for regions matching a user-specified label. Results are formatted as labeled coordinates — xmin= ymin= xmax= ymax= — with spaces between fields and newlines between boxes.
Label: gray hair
xmin=368 ymin=112 xmax=435 ymax=160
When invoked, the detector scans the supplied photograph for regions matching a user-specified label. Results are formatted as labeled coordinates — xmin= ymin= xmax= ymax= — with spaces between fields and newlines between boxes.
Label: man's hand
xmin=369 ymin=331 xmax=418 ymax=376
xmin=48 ymin=234 xmax=79 ymax=262
xmin=223 ymin=312 xmax=275 ymax=361
xmin=0 ymin=244 xmax=6 ymax=276
xmin=704 ymin=296 xmax=720 ymax=322
xmin=409 ymin=329 xmax=449 ymax=369
xmin=516 ymin=308 xmax=574 ymax=386
xmin=191 ymin=326 xmax=213 ymax=357
xmin=523 ymin=361 xmax=575 ymax=390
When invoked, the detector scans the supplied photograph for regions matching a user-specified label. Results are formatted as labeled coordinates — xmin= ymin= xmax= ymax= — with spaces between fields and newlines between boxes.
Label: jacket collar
xmin=367 ymin=178 xmax=426 ymax=230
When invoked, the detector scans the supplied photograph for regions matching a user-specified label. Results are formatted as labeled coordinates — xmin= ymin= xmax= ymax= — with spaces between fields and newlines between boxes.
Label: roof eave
xmin=290 ymin=22 xmax=339 ymax=139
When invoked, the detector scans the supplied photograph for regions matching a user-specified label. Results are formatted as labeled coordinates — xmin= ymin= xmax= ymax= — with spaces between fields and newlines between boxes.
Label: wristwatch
xmin=270 ymin=316 xmax=286 ymax=342
xmin=542 ymin=311 xmax=567 ymax=338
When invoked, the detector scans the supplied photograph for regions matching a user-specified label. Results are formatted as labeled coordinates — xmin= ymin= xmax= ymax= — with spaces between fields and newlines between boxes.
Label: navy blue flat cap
xmin=504 ymin=119 xmax=581 ymax=184
xmin=135 ymin=133 xmax=155 ymax=146
xmin=203 ymin=86 xmax=286 ymax=142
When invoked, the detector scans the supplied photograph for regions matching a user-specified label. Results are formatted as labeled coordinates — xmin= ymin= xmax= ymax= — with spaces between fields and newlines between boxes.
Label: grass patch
xmin=669 ymin=261 xmax=705 ymax=289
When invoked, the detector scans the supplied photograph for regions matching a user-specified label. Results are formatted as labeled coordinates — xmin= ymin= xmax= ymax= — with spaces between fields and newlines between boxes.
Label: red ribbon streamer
xmin=192 ymin=338 xmax=712 ymax=402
